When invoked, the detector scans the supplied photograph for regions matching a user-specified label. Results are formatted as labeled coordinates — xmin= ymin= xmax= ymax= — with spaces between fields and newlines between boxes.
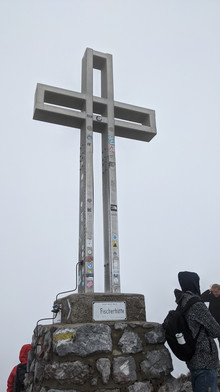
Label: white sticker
xmin=87 ymin=239 xmax=93 ymax=247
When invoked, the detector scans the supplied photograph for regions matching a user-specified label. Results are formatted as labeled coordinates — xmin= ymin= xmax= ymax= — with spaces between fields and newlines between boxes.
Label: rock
xmin=45 ymin=390 xmax=80 ymax=392
xmin=34 ymin=361 xmax=44 ymax=383
xmin=114 ymin=322 xmax=127 ymax=330
xmin=158 ymin=376 xmax=193 ymax=392
xmin=128 ymin=381 xmax=154 ymax=392
xmin=145 ymin=325 xmax=166 ymax=344
xmin=91 ymin=378 xmax=98 ymax=386
xmin=96 ymin=358 xmax=111 ymax=384
xmin=53 ymin=324 xmax=112 ymax=357
xmin=113 ymin=356 xmax=137 ymax=383
xmin=140 ymin=347 xmax=173 ymax=379
xmin=44 ymin=361 xmax=90 ymax=384
xmin=96 ymin=390 xmax=120 ymax=392
xmin=43 ymin=330 xmax=52 ymax=359
xmin=118 ymin=331 xmax=142 ymax=354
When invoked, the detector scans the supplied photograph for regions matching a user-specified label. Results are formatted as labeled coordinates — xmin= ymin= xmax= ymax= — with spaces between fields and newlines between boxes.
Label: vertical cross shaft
xmin=78 ymin=49 xmax=94 ymax=293
xmin=78 ymin=49 xmax=120 ymax=293
xmin=99 ymin=52 xmax=120 ymax=293
xmin=33 ymin=48 xmax=157 ymax=295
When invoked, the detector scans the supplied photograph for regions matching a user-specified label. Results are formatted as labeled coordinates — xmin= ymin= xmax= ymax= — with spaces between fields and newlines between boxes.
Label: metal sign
xmin=92 ymin=301 xmax=127 ymax=321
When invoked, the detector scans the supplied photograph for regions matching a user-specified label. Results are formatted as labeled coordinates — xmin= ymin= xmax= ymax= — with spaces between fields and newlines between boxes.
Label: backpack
xmin=13 ymin=363 xmax=27 ymax=392
xmin=162 ymin=297 xmax=202 ymax=361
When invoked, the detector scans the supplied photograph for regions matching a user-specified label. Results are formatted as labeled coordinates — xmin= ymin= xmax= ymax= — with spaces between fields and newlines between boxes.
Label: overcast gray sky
xmin=1 ymin=0 xmax=220 ymax=389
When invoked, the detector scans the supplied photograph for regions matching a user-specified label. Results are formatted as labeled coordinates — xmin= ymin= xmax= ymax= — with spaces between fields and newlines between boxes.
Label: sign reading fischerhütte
xmin=93 ymin=302 xmax=127 ymax=321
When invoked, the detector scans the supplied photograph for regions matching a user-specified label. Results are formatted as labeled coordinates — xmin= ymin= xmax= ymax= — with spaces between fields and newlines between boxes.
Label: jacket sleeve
xmin=201 ymin=289 xmax=211 ymax=302
xmin=191 ymin=302 xmax=220 ymax=338
xmin=7 ymin=366 xmax=17 ymax=392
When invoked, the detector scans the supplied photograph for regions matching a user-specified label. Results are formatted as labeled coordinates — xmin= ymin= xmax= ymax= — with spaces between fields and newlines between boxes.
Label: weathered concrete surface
xmin=55 ymin=293 xmax=146 ymax=323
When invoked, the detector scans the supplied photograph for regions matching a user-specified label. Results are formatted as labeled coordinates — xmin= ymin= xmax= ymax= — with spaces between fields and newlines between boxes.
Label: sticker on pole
xmin=92 ymin=301 xmax=127 ymax=321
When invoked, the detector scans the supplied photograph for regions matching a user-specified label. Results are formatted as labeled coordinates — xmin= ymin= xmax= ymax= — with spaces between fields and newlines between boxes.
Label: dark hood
xmin=178 ymin=271 xmax=201 ymax=296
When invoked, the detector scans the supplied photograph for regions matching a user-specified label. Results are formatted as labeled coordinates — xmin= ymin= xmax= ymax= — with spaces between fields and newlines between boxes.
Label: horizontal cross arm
xmin=34 ymin=104 xmax=86 ymax=129
xmin=114 ymin=101 xmax=153 ymax=125
xmin=33 ymin=83 xmax=87 ymax=128
xmin=33 ymin=83 xmax=157 ymax=142
xmin=114 ymin=101 xmax=156 ymax=142
xmin=114 ymin=120 xmax=156 ymax=142
xmin=34 ymin=83 xmax=86 ymax=110
xmin=93 ymin=97 xmax=156 ymax=141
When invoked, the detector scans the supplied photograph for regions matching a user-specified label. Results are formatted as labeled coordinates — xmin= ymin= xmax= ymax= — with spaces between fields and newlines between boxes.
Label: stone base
xmin=55 ymin=293 xmax=146 ymax=324
xmin=25 ymin=293 xmax=174 ymax=392
xmin=26 ymin=320 xmax=173 ymax=392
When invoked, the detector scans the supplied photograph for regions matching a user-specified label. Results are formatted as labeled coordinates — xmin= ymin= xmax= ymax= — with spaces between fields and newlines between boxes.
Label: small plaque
xmin=93 ymin=301 xmax=126 ymax=321
xmin=53 ymin=309 xmax=62 ymax=324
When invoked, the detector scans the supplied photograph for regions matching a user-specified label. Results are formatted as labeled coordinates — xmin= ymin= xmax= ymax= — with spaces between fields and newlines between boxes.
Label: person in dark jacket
xmin=7 ymin=344 xmax=31 ymax=392
xmin=175 ymin=271 xmax=220 ymax=392
xmin=201 ymin=284 xmax=220 ymax=325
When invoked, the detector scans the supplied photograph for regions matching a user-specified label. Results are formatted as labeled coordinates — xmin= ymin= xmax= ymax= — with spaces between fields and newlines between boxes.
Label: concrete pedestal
xmin=55 ymin=293 xmax=146 ymax=324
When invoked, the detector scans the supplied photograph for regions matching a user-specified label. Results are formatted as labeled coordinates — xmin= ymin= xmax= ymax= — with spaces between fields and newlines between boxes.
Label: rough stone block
xmin=53 ymin=324 xmax=112 ymax=357
xmin=43 ymin=330 xmax=52 ymax=359
xmin=128 ymin=381 xmax=154 ymax=392
xmin=44 ymin=361 xmax=90 ymax=384
xmin=145 ymin=324 xmax=166 ymax=344
xmin=91 ymin=378 xmax=98 ymax=386
xmin=114 ymin=322 xmax=127 ymax=330
xmin=45 ymin=390 xmax=80 ymax=392
xmin=113 ymin=356 xmax=137 ymax=383
xmin=140 ymin=347 xmax=173 ymax=379
xmin=95 ymin=390 xmax=120 ymax=392
xmin=158 ymin=377 xmax=193 ymax=392
xmin=34 ymin=362 xmax=44 ymax=383
xmin=118 ymin=331 xmax=142 ymax=353
xmin=96 ymin=358 xmax=111 ymax=384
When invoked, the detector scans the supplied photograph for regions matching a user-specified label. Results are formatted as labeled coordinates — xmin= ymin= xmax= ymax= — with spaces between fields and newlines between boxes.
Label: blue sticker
xmin=108 ymin=135 xmax=115 ymax=146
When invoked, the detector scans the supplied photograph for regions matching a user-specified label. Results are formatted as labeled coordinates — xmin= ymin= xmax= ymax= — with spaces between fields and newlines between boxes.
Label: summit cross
xmin=33 ymin=48 xmax=156 ymax=294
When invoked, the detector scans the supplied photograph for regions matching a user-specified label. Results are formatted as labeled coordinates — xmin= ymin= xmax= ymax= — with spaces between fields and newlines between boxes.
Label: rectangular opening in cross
xmin=93 ymin=69 xmax=102 ymax=97
xmin=44 ymin=90 xmax=85 ymax=111
xmin=114 ymin=105 xmax=150 ymax=127
xmin=93 ymin=100 xmax=107 ymax=117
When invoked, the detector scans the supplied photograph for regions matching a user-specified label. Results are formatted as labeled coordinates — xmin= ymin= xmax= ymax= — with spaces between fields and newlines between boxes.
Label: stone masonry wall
xmin=25 ymin=321 xmax=175 ymax=392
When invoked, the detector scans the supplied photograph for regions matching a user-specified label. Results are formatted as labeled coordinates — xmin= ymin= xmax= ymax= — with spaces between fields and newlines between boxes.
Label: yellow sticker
xmin=53 ymin=332 xmax=75 ymax=342
xmin=112 ymin=241 xmax=118 ymax=248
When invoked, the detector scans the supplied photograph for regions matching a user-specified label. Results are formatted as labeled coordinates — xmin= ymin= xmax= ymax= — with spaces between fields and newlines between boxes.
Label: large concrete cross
xmin=33 ymin=48 xmax=156 ymax=294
